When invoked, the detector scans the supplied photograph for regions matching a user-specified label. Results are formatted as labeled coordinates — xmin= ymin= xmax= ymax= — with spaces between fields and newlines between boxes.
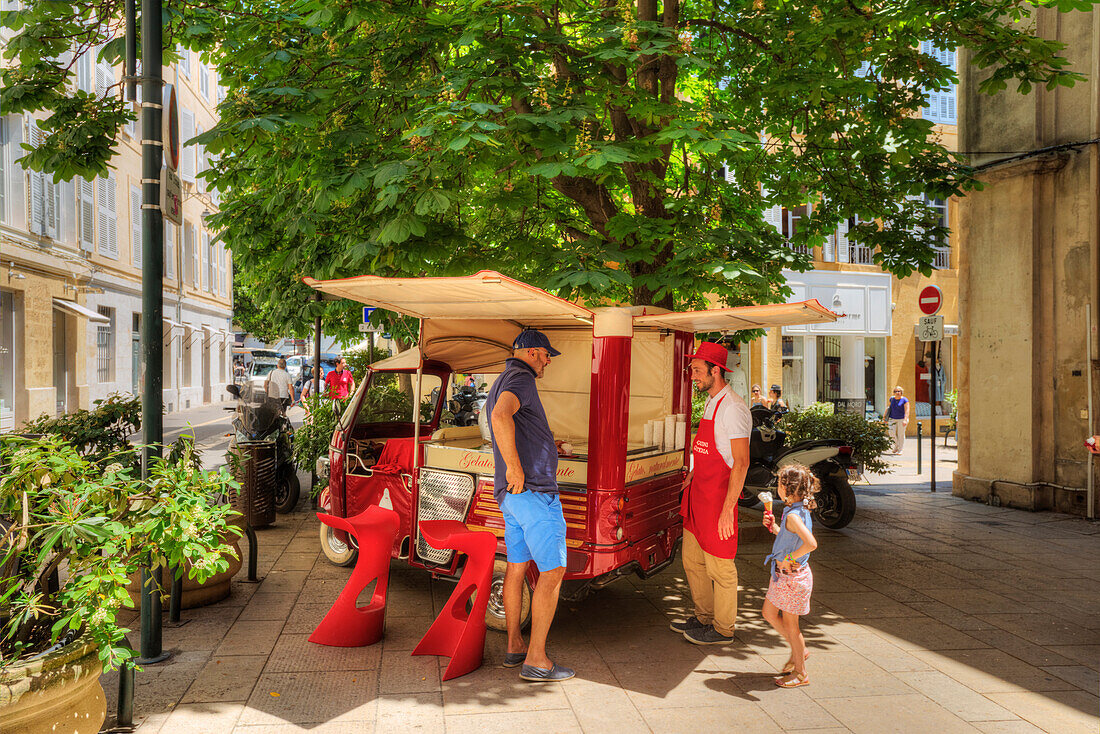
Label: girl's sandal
xmin=780 ymin=652 xmax=810 ymax=675
xmin=775 ymin=672 xmax=809 ymax=688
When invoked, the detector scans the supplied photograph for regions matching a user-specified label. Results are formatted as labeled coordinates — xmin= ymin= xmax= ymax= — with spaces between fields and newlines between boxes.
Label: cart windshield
xmin=354 ymin=371 xmax=444 ymax=427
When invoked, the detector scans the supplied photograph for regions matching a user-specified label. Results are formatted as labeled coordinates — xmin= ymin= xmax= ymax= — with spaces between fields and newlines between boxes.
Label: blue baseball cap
xmin=513 ymin=329 xmax=561 ymax=357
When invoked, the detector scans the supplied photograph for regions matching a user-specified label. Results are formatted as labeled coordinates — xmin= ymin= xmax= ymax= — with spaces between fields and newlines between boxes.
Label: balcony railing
xmin=932 ymin=246 xmax=951 ymax=270
xmin=786 ymin=242 xmax=810 ymax=256
xmin=850 ymin=245 xmax=874 ymax=265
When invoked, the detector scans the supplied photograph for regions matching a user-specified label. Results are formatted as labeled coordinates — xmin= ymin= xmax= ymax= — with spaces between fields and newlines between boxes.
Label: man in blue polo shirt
xmin=486 ymin=329 xmax=574 ymax=683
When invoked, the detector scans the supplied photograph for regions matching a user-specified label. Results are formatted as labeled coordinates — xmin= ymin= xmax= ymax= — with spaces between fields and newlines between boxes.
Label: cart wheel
xmin=319 ymin=520 xmax=358 ymax=567
xmin=482 ymin=559 xmax=530 ymax=633
xmin=274 ymin=467 xmax=301 ymax=514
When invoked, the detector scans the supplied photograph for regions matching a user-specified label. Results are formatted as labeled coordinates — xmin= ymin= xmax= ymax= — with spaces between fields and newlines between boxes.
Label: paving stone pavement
xmin=100 ymin=472 xmax=1100 ymax=734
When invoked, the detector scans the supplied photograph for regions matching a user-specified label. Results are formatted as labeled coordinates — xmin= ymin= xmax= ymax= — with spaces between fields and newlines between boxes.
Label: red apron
xmin=681 ymin=393 xmax=738 ymax=559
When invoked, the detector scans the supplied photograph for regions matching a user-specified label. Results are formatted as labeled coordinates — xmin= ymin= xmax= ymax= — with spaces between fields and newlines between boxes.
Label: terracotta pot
xmin=0 ymin=637 xmax=106 ymax=734
xmin=125 ymin=524 xmax=244 ymax=610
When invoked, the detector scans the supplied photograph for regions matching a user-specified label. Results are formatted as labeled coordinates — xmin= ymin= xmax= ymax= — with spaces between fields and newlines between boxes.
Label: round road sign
xmin=919 ymin=285 xmax=943 ymax=316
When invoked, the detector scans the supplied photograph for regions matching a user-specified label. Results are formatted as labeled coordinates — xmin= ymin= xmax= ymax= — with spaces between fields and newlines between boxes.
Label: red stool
xmin=412 ymin=520 xmax=497 ymax=680
xmin=309 ymin=505 xmax=399 ymax=647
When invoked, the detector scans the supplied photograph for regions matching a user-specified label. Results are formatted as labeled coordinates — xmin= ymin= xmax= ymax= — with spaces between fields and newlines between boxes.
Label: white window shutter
xmin=822 ymin=232 xmax=836 ymax=262
xmin=165 ymin=221 xmax=176 ymax=278
xmin=761 ymin=186 xmax=783 ymax=234
xmin=837 ymin=217 xmax=851 ymax=263
xmin=78 ymin=177 xmax=95 ymax=250
xmin=131 ymin=185 xmax=142 ymax=266
xmin=179 ymin=47 xmax=190 ymax=78
xmin=77 ymin=51 xmax=94 ymax=93
xmin=126 ymin=62 xmax=142 ymax=138
xmin=0 ymin=119 xmax=7 ymax=222
xmin=47 ymin=172 xmax=60 ymax=239
xmin=199 ymin=64 xmax=209 ymax=98
xmin=95 ymin=56 xmax=115 ymax=97
xmin=191 ymin=226 xmax=200 ymax=286
xmin=97 ymin=174 xmax=117 ymax=257
xmin=181 ymin=110 xmax=195 ymax=182
xmin=183 ymin=223 xmax=193 ymax=284
xmin=26 ymin=118 xmax=60 ymax=239
xmin=196 ymin=125 xmax=205 ymax=192
xmin=202 ymin=232 xmax=210 ymax=291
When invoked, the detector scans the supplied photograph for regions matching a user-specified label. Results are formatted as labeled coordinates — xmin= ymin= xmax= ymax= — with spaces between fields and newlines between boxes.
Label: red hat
xmin=687 ymin=341 xmax=729 ymax=368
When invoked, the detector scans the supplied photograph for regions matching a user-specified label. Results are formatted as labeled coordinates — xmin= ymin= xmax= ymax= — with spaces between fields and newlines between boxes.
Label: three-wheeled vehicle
xmin=305 ymin=271 xmax=839 ymax=630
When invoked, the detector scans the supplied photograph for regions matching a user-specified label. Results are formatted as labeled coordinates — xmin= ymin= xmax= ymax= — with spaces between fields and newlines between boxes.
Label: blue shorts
xmin=499 ymin=490 xmax=567 ymax=572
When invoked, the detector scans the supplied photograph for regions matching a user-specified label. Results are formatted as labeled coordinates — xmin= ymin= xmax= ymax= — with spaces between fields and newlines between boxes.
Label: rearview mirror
xmin=226 ymin=384 xmax=241 ymax=398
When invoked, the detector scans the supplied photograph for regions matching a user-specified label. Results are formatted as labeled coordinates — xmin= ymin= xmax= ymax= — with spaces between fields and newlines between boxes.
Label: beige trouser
xmin=888 ymin=418 xmax=906 ymax=453
xmin=682 ymin=529 xmax=739 ymax=637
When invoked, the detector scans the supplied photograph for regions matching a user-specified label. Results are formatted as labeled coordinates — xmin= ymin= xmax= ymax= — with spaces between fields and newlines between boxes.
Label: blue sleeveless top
xmin=764 ymin=501 xmax=812 ymax=579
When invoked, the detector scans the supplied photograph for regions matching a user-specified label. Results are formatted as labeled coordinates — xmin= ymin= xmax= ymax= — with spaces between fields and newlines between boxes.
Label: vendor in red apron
xmin=672 ymin=341 xmax=752 ymax=645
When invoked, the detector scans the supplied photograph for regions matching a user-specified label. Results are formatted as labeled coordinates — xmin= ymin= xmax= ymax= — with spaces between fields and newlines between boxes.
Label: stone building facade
xmin=0 ymin=29 xmax=232 ymax=429
xmin=954 ymin=6 xmax=1099 ymax=517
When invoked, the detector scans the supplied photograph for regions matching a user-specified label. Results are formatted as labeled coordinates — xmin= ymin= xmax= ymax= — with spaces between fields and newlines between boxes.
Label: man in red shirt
xmin=325 ymin=358 xmax=355 ymax=399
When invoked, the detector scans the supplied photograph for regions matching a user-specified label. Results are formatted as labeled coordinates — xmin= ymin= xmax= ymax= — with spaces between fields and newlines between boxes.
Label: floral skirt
xmin=766 ymin=565 xmax=813 ymax=616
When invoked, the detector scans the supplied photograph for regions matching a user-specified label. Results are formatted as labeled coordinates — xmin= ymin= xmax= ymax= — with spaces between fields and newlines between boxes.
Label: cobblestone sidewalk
xmin=101 ymin=480 xmax=1099 ymax=733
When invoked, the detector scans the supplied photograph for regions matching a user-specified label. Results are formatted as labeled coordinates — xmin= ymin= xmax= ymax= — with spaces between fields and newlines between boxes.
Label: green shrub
xmin=20 ymin=394 xmax=141 ymax=468
xmin=292 ymin=395 xmax=347 ymax=496
xmin=781 ymin=402 xmax=892 ymax=474
xmin=0 ymin=435 xmax=241 ymax=670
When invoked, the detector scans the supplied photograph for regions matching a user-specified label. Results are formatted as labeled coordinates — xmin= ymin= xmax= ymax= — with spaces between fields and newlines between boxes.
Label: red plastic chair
xmin=309 ymin=505 xmax=399 ymax=647
xmin=412 ymin=520 xmax=497 ymax=680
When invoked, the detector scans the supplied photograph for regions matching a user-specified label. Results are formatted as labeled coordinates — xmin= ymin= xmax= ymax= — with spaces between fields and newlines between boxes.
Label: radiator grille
xmin=416 ymin=468 xmax=476 ymax=565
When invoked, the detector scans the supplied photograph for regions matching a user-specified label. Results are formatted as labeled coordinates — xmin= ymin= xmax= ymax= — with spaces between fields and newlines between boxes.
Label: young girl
xmin=762 ymin=464 xmax=819 ymax=688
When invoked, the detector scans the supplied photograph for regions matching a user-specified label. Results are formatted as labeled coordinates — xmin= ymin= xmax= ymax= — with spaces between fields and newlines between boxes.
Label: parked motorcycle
xmin=739 ymin=405 xmax=858 ymax=529
xmin=449 ymin=384 xmax=487 ymax=427
xmin=225 ymin=384 xmax=300 ymax=514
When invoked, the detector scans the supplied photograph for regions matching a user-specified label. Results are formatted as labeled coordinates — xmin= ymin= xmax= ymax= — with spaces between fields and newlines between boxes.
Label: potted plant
xmin=0 ymin=434 xmax=241 ymax=734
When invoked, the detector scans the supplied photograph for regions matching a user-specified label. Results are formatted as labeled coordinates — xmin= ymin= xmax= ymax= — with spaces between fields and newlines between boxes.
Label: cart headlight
xmin=315 ymin=456 xmax=330 ymax=479
xmin=615 ymin=527 xmax=624 ymax=541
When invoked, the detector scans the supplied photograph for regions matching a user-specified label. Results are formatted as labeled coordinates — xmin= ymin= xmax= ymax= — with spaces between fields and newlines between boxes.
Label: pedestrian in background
xmin=885 ymin=386 xmax=909 ymax=454
xmin=750 ymin=384 xmax=767 ymax=407
xmin=325 ymin=357 xmax=355 ymax=399
xmin=761 ymin=464 xmax=819 ymax=689
xmin=264 ymin=357 xmax=293 ymax=403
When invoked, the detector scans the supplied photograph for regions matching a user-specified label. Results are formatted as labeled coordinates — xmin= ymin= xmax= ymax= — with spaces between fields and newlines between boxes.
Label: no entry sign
xmin=919 ymin=285 xmax=943 ymax=316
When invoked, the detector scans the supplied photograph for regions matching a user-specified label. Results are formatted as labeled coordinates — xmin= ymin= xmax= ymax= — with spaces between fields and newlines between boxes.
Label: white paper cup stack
xmin=675 ymin=420 xmax=687 ymax=450
xmin=643 ymin=421 xmax=654 ymax=447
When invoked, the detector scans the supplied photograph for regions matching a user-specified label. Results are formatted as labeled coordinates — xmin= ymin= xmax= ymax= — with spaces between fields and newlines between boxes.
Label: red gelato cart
xmin=306 ymin=271 xmax=836 ymax=629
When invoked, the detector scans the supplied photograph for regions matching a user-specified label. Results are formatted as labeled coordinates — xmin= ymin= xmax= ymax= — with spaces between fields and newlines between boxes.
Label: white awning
xmin=52 ymin=299 xmax=109 ymax=324
xmin=633 ymin=300 xmax=837 ymax=333
xmin=162 ymin=317 xmax=180 ymax=331
xmin=303 ymin=270 xmax=594 ymax=327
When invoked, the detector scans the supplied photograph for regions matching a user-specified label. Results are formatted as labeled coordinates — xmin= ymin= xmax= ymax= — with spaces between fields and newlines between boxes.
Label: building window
xmin=183 ymin=328 xmax=193 ymax=387
xmin=920 ymin=43 xmax=957 ymax=125
xmin=780 ymin=336 xmax=804 ymax=411
xmin=926 ymin=196 xmax=950 ymax=269
xmin=97 ymin=306 xmax=115 ymax=382
xmin=782 ymin=204 xmax=811 ymax=255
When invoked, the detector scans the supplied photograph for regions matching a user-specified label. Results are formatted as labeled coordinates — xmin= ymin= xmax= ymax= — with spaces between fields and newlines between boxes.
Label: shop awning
xmin=53 ymin=298 xmax=110 ymax=324
xmin=303 ymin=270 xmax=594 ymax=327
xmin=633 ymin=300 xmax=837 ymax=333
xmin=162 ymin=317 xmax=180 ymax=331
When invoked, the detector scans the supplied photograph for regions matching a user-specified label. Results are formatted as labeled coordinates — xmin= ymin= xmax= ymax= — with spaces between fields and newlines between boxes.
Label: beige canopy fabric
xmin=303 ymin=270 xmax=594 ymax=326
xmin=633 ymin=300 xmax=836 ymax=332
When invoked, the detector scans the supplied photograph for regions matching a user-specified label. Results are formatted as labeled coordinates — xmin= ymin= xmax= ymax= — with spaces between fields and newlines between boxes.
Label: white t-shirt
xmin=266 ymin=368 xmax=293 ymax=399
xmin=700 ymin=384 xmax=752 ymax=468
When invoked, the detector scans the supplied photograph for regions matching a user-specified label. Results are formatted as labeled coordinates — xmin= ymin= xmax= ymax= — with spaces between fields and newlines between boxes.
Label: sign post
xmin=917 ymin=286 xmax=944 ymax=492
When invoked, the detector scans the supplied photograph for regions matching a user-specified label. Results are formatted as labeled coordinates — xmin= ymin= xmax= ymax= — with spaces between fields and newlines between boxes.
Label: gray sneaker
xmin=519 ymin=662 xmax=576 ymax=683
xmin=669 ymin=616 xmax=706 ymax=634
xmin=683 ymin=624 xmax=734 ymax=646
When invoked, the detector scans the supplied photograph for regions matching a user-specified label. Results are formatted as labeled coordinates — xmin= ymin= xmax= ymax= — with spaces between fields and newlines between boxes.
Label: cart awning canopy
xmin=303 ymin=270 xmax=594 ymax=326
xmin=633 ymin=300 xmax=837 ymax=332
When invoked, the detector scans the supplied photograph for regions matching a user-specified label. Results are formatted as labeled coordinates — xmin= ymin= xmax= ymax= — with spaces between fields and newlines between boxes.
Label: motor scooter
xmin=740 ymin=405 xmax=858 ymax=529
xmin=449 ymin=384 xmax=487 ymax=427
xmin=226 ymin=384 xmax=300 ymax=514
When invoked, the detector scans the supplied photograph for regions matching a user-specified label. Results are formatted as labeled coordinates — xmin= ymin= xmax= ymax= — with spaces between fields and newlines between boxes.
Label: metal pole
xmin=917 ymin=421 xmax=922 ymax=474
xmin=169 ymin=570 xmax=182 ymax=623
xmin=930 ymin=340 xmax=937 ymax=493
xmin=137 ymin=0 xmax=169 ymax=666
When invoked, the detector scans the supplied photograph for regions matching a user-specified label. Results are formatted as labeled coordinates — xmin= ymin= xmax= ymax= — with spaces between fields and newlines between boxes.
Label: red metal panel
xmin=587 ymin=336 xmax=631 ymax=492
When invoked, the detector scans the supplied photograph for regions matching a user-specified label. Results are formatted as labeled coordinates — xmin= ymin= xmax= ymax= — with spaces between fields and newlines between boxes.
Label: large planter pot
xmin=0 ymin=637 xmax=106 ymax=734
xmin=125 ymin=523 xmax=244 ymax=610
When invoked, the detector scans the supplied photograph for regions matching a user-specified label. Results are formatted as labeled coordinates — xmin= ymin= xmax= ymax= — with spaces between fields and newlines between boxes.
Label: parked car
xmin=247 ymin=358 xmax=280 ymax=399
